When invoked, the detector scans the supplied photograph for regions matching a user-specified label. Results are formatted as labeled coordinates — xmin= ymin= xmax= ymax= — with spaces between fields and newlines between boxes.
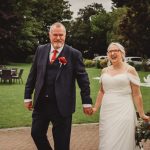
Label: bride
xmin=92 ymin=42 xmax=149 ymax=150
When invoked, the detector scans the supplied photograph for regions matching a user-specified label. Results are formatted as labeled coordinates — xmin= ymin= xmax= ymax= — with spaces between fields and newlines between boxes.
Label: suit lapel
xmin=41 ymin=44 xmax=51 ymax=76
xmin=56 ymin=45 xmax=69 ymax=80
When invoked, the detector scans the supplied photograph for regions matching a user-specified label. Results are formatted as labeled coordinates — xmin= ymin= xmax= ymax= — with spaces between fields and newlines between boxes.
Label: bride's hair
xmin=107 ymin=42 xmax=126 ymax=66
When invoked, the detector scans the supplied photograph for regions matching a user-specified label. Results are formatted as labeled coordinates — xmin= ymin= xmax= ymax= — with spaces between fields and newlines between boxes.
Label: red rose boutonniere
xmin=58 ymin=57 xmax=67 ymax=67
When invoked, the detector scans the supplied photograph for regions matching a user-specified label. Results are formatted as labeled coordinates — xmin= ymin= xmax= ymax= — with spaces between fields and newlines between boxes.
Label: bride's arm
xmin=129 ymin=67 xmax=149 ymax=121
xmin=92 ymin=68 xmax=106 ymax=113
xmin=92 ymin=84 xmax=104 ymax=113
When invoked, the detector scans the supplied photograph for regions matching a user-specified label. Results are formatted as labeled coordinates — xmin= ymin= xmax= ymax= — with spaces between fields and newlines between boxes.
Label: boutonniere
xmin=58 ymin=57 xmax=67 ymax=67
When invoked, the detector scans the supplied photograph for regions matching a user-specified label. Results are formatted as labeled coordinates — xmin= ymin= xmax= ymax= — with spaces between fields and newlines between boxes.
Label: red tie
xmin=50 ymin=50 xmax=58 ymax=64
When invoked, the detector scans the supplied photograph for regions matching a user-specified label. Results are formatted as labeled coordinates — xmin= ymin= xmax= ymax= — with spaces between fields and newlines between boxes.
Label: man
xmin=24 ymin=22 xmax=92 ymax=150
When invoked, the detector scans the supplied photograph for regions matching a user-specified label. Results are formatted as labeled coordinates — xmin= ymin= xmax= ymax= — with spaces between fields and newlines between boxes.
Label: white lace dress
xmin=99 ymin=71 xmax=140 ymax=150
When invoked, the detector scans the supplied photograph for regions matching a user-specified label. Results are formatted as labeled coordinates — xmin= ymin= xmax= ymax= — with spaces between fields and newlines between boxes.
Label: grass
xmin=0 ymin=63 xmax=149 ymax=128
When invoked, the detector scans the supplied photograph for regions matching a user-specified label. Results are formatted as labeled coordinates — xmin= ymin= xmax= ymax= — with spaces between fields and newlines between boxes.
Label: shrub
xmin=134 ymin=64 xmax=142 ymax=71
xmin=94 ymin=59 xmax=108 ymax=69
xmin=95 ymin=60 xmax=101 ymax=69
xmin=84 ymin=59 xmax=95 ymax=68
xmin=25 ymin=55 xmax=35 ymax=63
xmin=142 ymin=61 xmax=150 ymax=72
xmin=128 ymin=61 xmax=135 ymax=66
xmin=100 ymin=59 xmax=108 ymax=69
xmin=128 ymin=62 xmax=143 ymax=71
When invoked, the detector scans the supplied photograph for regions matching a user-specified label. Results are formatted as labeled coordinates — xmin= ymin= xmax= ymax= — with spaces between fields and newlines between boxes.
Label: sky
xmin=68 ymin=0 xmax=113 ymax=18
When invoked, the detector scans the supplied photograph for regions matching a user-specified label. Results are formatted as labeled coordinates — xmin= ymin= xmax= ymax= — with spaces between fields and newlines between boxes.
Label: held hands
xmin=83 ymin=107 xmax=93 ymax=115
xmin=24 ymin=101 xmax=33 ymax=111
xmin=83 ymin=107 xmax=98 ymax=115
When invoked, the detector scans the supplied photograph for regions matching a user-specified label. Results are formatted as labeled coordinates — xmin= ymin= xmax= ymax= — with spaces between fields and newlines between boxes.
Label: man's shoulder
xmin=65 ymin=44 xmax=81 ymax=55
xmin=38 ymin=43 xmax=50 ymax=50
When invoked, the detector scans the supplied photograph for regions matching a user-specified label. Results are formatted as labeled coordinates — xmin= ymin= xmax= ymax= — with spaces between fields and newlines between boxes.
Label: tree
xmin=32 ymin=0 xmax=73 ymax=44
xmin=0 ymin=0 xmax=73 ymax=63
xmin=112 ymin=0 xmax=150 ymax=57
xmin=67 ymin=3 xmax=105 ymax=58
xmin=90 ymin=11 xmax=111 ymax=55
xmin=111 ymin=0 xmax=130 ymax=7
xmin=15 ymin=0 xmax=43 ymax=61
xmin=16 ymin=0 xmax=73 ymax=58
xmin=0 ymin=0 xmax=20 ymax=63
xmin=107 ymin=7 xmax=128 ymax=44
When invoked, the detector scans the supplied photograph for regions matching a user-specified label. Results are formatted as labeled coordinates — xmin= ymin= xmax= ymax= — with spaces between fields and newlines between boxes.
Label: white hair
xmin=107 ymin=42 xmax=126 ymax=66
xmin=49 ymin=22 xmax=66 ymax=35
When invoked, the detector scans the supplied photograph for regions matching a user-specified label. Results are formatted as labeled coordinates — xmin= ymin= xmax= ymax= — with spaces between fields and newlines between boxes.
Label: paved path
xmin=0 ymin=123 xmax=149 ymax=150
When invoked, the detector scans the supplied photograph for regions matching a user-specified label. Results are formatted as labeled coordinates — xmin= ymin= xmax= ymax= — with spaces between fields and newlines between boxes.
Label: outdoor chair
xmin=1 ymin=69 xmax=12 ymax=83
xmin=12 ymin=69 xmax=24 ymax=84
xmin=11 ymin=68 xmax=18 ymax=76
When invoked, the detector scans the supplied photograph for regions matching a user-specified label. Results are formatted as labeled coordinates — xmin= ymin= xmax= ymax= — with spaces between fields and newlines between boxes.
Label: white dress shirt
xmin=49 ymin=44 xmax=63 ymax=62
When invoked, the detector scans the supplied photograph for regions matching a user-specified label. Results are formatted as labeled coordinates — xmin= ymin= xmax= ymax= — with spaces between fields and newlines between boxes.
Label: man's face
xmin=49 ymin=26 xmax=66 ymax=49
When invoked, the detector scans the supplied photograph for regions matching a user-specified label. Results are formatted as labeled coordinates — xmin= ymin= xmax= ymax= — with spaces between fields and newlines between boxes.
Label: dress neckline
xmin=103 ymin=72 xmax=127 ymax=77
xmin=105 ymin=63 xmax=130 ymax=77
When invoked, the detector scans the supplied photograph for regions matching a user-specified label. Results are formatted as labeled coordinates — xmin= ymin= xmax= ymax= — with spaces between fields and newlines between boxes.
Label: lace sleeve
xmin=127 ymin=66 xmax=140 ymax=86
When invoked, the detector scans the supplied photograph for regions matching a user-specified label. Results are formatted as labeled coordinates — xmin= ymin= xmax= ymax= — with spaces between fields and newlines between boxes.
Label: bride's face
xmin=107 ymin=45 xmax=123 ymax=64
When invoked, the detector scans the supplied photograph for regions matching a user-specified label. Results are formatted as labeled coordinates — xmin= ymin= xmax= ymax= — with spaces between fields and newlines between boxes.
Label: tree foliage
xmin=15 ymin=0 xmax=42 ymax=60
xmin=32 ymin=0 xmax=72 ymax=44
xmin=90 ymin=11 xmax=111 ymax=55
xmin=0 ymin=0 xmax=72 ymax=63
xmin=107 ymin=7 xmax=128 ymax=44
xmin=112 ymin=0 xmax=150 ymax=57
xmin=0 ymin=0 xmax=20 ymax=63
xmin=67 ymin=3 xmax=105 ymax=58
xmin=111 ymin=0 xmax=131 ymax=7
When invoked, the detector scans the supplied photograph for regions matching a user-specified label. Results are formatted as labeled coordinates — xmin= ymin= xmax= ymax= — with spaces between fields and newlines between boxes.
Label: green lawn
xmin=0 ymin=63 xmax=149 ymax=128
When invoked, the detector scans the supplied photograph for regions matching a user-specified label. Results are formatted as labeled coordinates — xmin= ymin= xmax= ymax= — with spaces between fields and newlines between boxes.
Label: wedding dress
xmin=99 ymin=67 xmax=140 ymax=150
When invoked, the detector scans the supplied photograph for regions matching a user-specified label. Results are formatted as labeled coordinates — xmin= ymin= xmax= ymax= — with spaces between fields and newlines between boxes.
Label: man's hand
xmin=83 ymin=107 xmax=93 ymax=115
xmin=24 ymin=101 xmax=33 ymax=111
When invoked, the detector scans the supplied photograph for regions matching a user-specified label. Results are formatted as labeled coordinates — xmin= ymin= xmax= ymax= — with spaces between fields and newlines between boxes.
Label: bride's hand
xmin=92 ymin=107 xmax=97 ymax=114
xmin=140 ymin=114 xmax=150 ymax=122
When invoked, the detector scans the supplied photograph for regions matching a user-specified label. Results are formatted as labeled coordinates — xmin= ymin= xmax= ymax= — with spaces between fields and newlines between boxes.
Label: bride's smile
xmin=107 ymin=45 xmax=125 ymax=66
